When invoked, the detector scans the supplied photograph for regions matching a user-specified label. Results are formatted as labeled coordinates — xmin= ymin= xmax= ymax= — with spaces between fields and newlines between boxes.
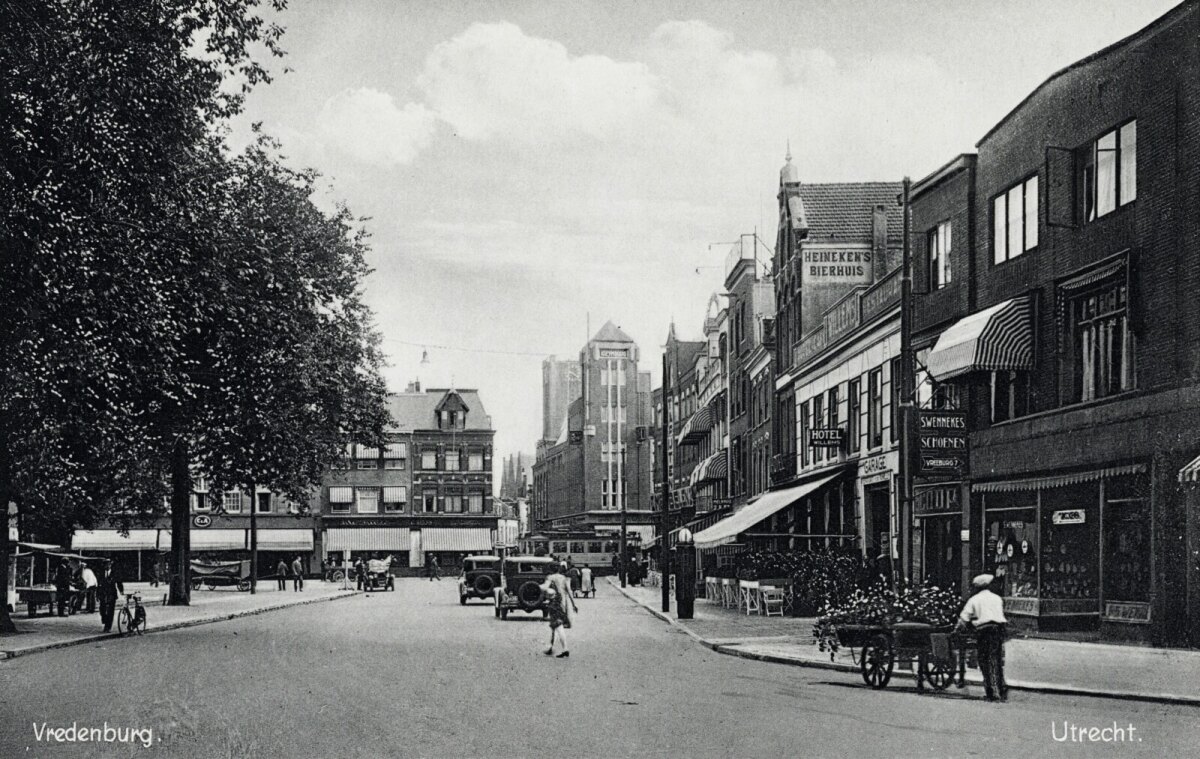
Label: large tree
xmin=0 ymin=1 xmax=285 ymax=632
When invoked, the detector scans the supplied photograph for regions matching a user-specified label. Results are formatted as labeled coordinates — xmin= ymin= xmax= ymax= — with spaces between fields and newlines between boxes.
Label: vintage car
xmin=363 ymin=556 xmax=395 ymax=592
xmin=458 ymin=555 xmax=501 ymax=605
xmin=494 ymin=555 xmax=555 ymax=620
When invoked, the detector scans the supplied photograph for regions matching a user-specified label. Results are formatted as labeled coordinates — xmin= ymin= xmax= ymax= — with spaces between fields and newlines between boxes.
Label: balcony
xmin=770 ymin=453 xmax=796 ymax=486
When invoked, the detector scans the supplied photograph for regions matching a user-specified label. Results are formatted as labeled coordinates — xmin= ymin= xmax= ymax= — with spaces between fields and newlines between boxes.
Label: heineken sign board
xmin=808 ymin=427 xmax=845 ymax=449
xmin=918 ymin=410 xmax=968 ymax=475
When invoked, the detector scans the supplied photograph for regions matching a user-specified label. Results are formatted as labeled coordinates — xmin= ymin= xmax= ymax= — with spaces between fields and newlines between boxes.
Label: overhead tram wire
xmin=381 ymin=337 xmax=553 ymax=359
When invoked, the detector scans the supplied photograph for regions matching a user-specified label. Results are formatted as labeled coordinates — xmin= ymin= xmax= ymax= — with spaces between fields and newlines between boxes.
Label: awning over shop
xmin=325 ymin=527 xmax=410 ymax=552
xmin=254 ymin=529 xmax=313 ymax=551
xmin=420 ymin=527 xmax=493 ymax=552
xmin=1180 ymin=454 xmax=1200 ymax=484
xmin=690 ymin=449 xmax=728 ymax=487
xmin=670 ymin=510 xmax=730 ymax=548
xmin=973 ymin=463 xmax=1146 ymax=493
xmin=926 ymin=296 xmax=1033 ymax=381
xmin=71 ymin=529 xmax=160 ymax=551
xmin=693 ymin=472 xmax=841 ymax=549
xmin=188 ymin=529 xmax=247 ymax=551
xmin=676 ymin=406 xmax=713 ymax=446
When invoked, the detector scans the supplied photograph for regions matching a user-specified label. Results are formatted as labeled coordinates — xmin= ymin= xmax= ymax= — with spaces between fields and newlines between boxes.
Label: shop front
xmin=913 ymin=484 xmax=962 ymax=594
xmin=976 ymin=464 xmax=1151 ymax=639
xmin=857 ymin=451 xmax=897 ymax=564
xmin=323 ymin=525 xmax=411 ymax=570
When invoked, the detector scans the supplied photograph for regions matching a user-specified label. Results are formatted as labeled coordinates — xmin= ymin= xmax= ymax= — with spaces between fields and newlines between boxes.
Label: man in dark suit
xmin=54 ymin=560 xmax=74 ymax=616
xmin=97 ymin=562 xmax=124 ymax=632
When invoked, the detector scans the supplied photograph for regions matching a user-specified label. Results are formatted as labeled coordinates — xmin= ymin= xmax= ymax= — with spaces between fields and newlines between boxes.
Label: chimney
xmin=872 ymin=204 xmax=888 ymax=279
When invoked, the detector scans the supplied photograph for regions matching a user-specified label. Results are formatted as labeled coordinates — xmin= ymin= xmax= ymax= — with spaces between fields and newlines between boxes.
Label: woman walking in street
xmin=541 ymin=562 xmax=578 ymax=658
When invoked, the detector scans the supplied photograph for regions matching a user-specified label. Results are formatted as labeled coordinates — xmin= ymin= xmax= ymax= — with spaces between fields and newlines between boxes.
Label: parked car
xmin=495 ymin=556 xmax=555 ymax=620
xmin=459 ymin=555 xmax=501 ymax=605
xmin=364 ymin=556 xmax=395 ymax=592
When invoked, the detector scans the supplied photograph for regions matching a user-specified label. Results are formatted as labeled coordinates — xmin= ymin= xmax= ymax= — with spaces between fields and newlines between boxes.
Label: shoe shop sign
xmin=918 ymin=410 xmax=968 ymax=475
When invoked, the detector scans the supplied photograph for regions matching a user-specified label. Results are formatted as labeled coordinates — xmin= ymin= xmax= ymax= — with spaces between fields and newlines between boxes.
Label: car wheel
xmin=472 ymin=574 xmax=495 ymax=596
xmin=460 ymin=595 xmax=467 ymax=606
xmin=500 ymin=609 xmax=508 ymax=620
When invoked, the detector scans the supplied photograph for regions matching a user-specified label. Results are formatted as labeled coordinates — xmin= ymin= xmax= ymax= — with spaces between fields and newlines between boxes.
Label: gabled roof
xmin=387 ymin=389 xmax=492 ymax=432
xmin=798 ymin=183 xmax=904 ymax=242
xmin=591 ymin=320 xmax=634 ymax=343
xmin=434 ymin=390 xmax=469 ymax=414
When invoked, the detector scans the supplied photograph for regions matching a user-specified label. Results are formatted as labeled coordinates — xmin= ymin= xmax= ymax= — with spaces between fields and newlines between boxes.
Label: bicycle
xmin=117 ymin=593 xmax=147 ymax=636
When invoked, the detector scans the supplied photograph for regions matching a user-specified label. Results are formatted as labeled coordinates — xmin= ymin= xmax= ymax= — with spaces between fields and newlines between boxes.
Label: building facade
xmin=542 ymin=356 xmax=582 ymax=443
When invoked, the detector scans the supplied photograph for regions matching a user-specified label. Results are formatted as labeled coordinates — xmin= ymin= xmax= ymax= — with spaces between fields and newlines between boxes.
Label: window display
xmin=1040 ymin=486 xmax=1099 ymax=604
xmin=1103 ymin=476 xmax=1151 ymax=603
xmin=986 ymin=508 xmax=1037 ymax=599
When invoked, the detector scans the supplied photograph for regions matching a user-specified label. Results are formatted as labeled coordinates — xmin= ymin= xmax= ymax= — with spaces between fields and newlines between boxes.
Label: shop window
xmin=1081 ymin=120 xmax=1136 ymax=222
xmin=984 ymin=499 xmax=1038 ymax=599
xmin=868 ymin=368 xmax=883 ymax=449
xmin=927 ymin=220 xmax=952 ymax=290
xmin=1040 ymin=485 xmax=1099 ymax=608
xmin=1103 ymin=475 xmax=1151 ymax=604
xmin=992 ymin=174 xmax=1038 ymax=264
xmin=1065 ymin=278 xmax=1135 ymax=403
xmin=355 ymin=489 xmax=378 ymax=514
xmin=847 ymin=378 xmax=861 ymax=454
xmin=990 ymin=371 xmax=1029 ymax=423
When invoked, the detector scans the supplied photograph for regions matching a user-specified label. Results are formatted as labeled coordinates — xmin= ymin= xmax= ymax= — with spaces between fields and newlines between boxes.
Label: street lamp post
xmin=660 ymin=350 xmax=671 ymax=613
xmin=674 ymin=527 xmax=694 ymax=619
xmin=898 ymin=177 xmax=915 ymax=586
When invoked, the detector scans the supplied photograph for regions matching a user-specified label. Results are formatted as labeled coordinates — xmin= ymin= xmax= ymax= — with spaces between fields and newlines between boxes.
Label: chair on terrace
xmin=761 ymin=585 xmax=786 ymax=617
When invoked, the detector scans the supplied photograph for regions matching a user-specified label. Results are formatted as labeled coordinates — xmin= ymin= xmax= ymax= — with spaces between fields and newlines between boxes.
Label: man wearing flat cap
xmin=957 ymin=573 xmax=1008 ymax=702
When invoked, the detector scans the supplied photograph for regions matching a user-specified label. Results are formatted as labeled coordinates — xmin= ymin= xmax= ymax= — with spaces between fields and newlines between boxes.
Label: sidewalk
xmin=1 ymin=580 xmax=358 ymax=660
xmin=610 ymin=578 xmax=1200 ymax=706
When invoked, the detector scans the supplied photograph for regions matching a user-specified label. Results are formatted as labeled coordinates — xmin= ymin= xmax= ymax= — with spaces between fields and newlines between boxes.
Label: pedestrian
xmin=957 ymin=573 xmax=1009 ymax=702
xmin=292 ymin=556 xmax=304 ymax=591
xmin=354 ymin=557 xmax=365 ymax=590
xmin=80 ymin=562 xmax=98 ymax=613
xmin=97 ymin=562 xmax=124 ymax=632
xmin=541 ymin=562 xmax=579 ymax=659
xmin=54 ymin=560 xmax=74 ymax=617
xmin=147 ymin=560 xmax=159 ymax=588
xmin=321 ymin=558 xmax=329 ymax=582
xmin=276 ymin=559 xmax=288 ymax=591
xmin=567 ymin=563 xmax=581 ymax=597
xmin=428 ymin=555 xmax=441 ymax=581
xmin=580 ymin=566 xmax=594 ymax=597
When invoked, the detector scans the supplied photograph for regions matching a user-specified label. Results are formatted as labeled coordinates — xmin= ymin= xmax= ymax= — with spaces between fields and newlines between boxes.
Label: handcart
xmin=835 ymin=621 xmax=977 ymax=692
xmin=190 ymin=559 xmax=252 ymax=592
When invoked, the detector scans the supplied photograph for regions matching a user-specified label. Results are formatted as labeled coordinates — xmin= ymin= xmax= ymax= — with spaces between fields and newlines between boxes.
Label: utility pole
xmin=248 ymin=481 xmax=257 ymax=594
xmin=660 ymin=350 xmax=671 ymax=613
xmin=617 ymin=358 xmax=627 ymax=588
xmin=898 ymin=177 xmax=915 ymax=586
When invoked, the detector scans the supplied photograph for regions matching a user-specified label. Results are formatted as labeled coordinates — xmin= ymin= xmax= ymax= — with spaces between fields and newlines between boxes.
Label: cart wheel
xmin=919 ymin=654 xmax=954 ymax=691
xmin=332 ymin=570 xmax=345 ymax=582
xmin=860 ymin=634 xmax=894 ymax=689
xmin=237 ymin=579 xmax=250 ymax=592
xmin=206 ymin=580 xmax=218 ymax=591
xmin=191 ymin=578 xmax=203 ymax=591
xmin=388 ymin=580 xmax=394 ymax=592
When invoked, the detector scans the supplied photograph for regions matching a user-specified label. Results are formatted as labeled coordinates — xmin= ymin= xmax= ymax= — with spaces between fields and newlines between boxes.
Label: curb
xmin=1 ymin=590 xmax=360 ymax=661
xmin=607 ymin=578 xmax=1200 ymax=708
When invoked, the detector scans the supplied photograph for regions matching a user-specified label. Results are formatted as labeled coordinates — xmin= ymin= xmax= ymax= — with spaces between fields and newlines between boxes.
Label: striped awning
xmin=329 ymin=486 xmax=354 ymax=503
xmin=186 ymin=529 xmax=247 ymax=551
xmin=383 ymin=443 xmax=407 ymax=460
xmin=420 ymin=527 xmax=493 ymax=552
xmin=973 ymin=463 xmax=1146 ymax=493
xmin=356 ymin=446 xmax=380 ymax=460
xmin=694 ymin=472 xmax=841 ymax=549
xmin=676 ymin=407 xmax=713 ymax=446
xmin=254 ymin=529 xmax=313 ymax=551
xmin=1179 ymin=454 xmax=1200 ymax=484
xmin=325 ymin=527 xmax=410 ymax=552
xmin=690 ymin=449 xmax=728 ymax=487
xmin=927 ymin=296 xmax=1033 ymax=381
xmin=71 ymin=529 xmax=160 ymax=551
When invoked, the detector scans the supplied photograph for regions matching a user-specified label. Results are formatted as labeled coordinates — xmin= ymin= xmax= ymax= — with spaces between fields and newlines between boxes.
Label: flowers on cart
xmin=813 ymin=580 xmax=962 ymax=658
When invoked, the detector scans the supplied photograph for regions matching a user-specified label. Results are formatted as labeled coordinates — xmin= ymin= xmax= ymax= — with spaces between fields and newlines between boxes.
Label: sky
xmin=229 ymin=0 xmax=1182 ymax=466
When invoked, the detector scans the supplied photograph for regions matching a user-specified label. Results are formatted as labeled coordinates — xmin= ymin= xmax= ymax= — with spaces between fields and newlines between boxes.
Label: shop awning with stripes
xmin=325 ymin=527 xmax=410 ymax=552
xmin=71 ymin=529 xmax=161 ymax=551
xmin=254 ymin=529 xmax=314 ymax=551
xmin=356 ymin=446 xmax=381 ymax=460
xmin=693 ymin=472 xmax=841 ymax=549
xmin=689 ymin=449 xmax=728 ymax=487
xmin=1180 ymin=454 xmax=1200 ymax=484
xmin=973 ymin=463 xmax=1146 ymax=493
xmin=383 ymin=443 xmax=407 ymax=459
xmin=926 ymin=296 xmax=1034 ymax=381
xmin=420 ymin=527 xmax=493 ymax=552
xmin=676 ymin=406 xmax=713 ymax=446
xmin=189 ymin=529 xmax=247 ymax=551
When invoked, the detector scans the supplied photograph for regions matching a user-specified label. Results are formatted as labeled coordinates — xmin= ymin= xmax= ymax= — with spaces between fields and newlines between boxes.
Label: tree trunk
xmin=167 ymin=437 xmax=191 ymax=605
xmin=248 ymin=481 xmax=257 ymax=594
xmin=0 ymin=439 xmax=18 ymax=633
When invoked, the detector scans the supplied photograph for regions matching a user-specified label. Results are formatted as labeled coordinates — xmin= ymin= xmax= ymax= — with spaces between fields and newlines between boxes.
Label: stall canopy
xmin=325 ymin=527 xmax=410 ymax=552
xmin=973 ymin=463 xmax=1145 ymax=493
xmin=1179 ymin=454 xmax=1200 ymax=484
xmin=71 ymin=529 xmax=160 ymax=551
xmin=420 ymin=527 xmax=493 ymax=552
xmin=183 ymin=529 xmax=246 ymax=551
xmin=694 ymin=472 xmax=841 ymax=549
xmin=676 ymin=406 xmax=713 ymax=446
xmin=926 ymin=296 xmax=1033 ymax=381
xmin=690 ymin=449 xmax=728 ymax=487
xmin=254 ymin=529 xmax=313 ymax=551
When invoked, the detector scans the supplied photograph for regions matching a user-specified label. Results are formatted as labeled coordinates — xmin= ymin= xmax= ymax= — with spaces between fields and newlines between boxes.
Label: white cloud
xmin=315 ymin=87 xmax=438 ymax=165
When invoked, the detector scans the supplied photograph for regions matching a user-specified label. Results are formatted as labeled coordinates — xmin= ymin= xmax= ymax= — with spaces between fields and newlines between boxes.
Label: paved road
xmin=1 ymin=579 xmax=1194 ymax=758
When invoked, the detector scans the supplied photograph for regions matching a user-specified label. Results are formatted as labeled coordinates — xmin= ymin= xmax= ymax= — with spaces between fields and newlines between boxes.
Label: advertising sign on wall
xmin=918 ymin=410 xmax=968 ymax=475
xmin=808 ymin=427 xmax=845 ymax=449
xmin=801 ymin=245 xmax=873 ymax=285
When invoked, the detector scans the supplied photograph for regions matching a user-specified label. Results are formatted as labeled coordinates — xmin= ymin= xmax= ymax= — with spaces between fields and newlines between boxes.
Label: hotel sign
xmin=808 ymin=428 xmax=844 ymax=449
xmin=801 ymin=246 xmax=873 ymax=285
xmin=918 ymin=410 xmax=968 ymax=475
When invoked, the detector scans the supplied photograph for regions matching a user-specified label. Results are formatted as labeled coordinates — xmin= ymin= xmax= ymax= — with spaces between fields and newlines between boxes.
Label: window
xmin=1067 ymin=278 xmax=1135 ymax=403
xmin=890 ymin=357 xmax=902 ymax=443
xmin=355 ymin=488 xmax=378 ymax=514
xmin=811 ymin=394 xmax=824 ymax=462
xmin=445 ymin=450 xmax=460 ymax=471
xmin=383 ymin=487 xmax=406 ymax=512
xmin=468 ymin=492 xmax=484 ymax=514
xmin=990 ymin=371 xmax=1029 ymax=424
xmin=1082 ymin=120 xmax=1136 ymax=222
xmin=384 ymin=443 xmax=406 ymax=470
xmin=993 ymin=175 xmax=1038 ymax=263
xmin=799 ymin=400 xmax=810 ymax=467
xmin=256 ymin=492 xmax=271 ymax=513
xmin=384 ymin=457 xmax=405 ymax=471
xmin=329 ymin=487 xmax=352 ymax=512
xmin=191 ymin=493 xmax=209 ymax=513
xmin=444 ymin=490 xmax=463 ymax=513
xmin=847 ymin=378 xmax=861 ymax=454
xmin=868 ymin=368 xmax=883 ymax=449
xmin=927 ymin=221 xmax=952 ymax=290
xmin=422 ymin=489 xmax=437 ymax=514
xmin=828 ymin=385 xmax=839 ymax=443
xmin=357 ymin=457 xmax=378 ymax=470
xmin=468 ymin=452 xmax=484 ymax=471
xmin=421 ymin=450 xmax=437 ymax=470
